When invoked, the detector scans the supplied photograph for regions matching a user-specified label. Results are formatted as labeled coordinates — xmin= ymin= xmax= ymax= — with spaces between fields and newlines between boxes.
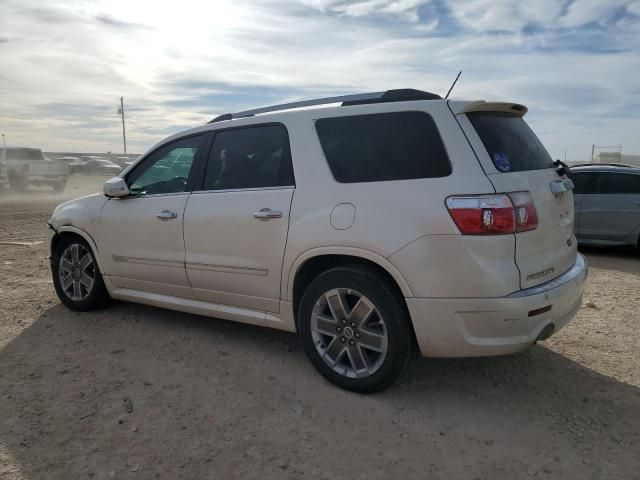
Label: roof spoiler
xmin=451 ymin=101 xmax=528 ymax=117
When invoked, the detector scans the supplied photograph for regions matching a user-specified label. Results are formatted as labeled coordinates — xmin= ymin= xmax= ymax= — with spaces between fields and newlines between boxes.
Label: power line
xmin=0 ymin=86 xmax=121 ymax=98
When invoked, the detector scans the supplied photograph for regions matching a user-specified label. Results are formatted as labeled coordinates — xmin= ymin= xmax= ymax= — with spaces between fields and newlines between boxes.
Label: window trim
xmin=122 ymin=132 xmax=208 ymax=198
xmin=191 ymin=185 xmax=295 ymax=195
xmin=314 ymin=110 xmax=452 ymax=184
xmin=194 ymin=122 xmax=295 ymax=193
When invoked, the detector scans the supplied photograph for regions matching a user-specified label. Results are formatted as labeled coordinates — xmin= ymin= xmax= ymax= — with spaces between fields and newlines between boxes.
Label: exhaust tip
xmin=536 ymin=324 xmax=555 ymax=343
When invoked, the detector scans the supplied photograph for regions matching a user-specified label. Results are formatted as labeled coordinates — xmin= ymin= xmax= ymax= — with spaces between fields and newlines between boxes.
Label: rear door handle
xmin=156 ymin=210 xmax=178 ymax=220
xmin=254 ymin=208 xmax=282 ymax=219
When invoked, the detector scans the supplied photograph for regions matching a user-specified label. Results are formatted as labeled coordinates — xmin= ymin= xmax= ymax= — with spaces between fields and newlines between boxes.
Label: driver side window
xmin=128 ymin=135 xmax=203 ymax=196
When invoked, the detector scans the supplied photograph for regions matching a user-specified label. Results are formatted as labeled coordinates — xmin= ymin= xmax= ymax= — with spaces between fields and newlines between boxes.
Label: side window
xmin=595 ymin=172 xmax=640 ymax=194
xmin=127 ymin=135 xmax=203 ymax=196
xmin=202 ymin=125 xmax=294 ymax=190
xmin=569 ymin=172 xmax=597 ymax=194
xmin=315 ymin=111 xmax=451 ymax=183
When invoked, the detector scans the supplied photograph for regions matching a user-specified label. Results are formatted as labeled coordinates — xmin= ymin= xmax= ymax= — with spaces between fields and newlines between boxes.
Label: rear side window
xmin=315 ymin=111 xmax=451 ymax=183
xmin=569 ymin=172 xmax=597 ymax=194
xmin=203 ymin=124 xmax=294 ymax=190
xmin=467 ymin=112 xmax=553 ymax=173
xmin=595 ymin=172 xmax=640 ymax=194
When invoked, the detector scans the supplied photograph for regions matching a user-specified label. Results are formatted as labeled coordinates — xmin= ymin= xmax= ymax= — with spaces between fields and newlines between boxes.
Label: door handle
xmin=634 ymin=201 xmax=640 ymax=206
xmin=156 ymin=210 xmax=178 ymax=220
xmin=254 ymin=208 xmax=282 ymax=219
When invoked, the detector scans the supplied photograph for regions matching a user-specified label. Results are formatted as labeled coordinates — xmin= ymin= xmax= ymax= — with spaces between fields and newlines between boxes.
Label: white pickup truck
xmin=0 ymin=147 xmax=69 ymax=192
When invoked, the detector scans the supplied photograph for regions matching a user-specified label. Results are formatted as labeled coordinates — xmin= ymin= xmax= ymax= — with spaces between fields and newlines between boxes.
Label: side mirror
xmin=104 ymin=177 xmax=130 ymax=197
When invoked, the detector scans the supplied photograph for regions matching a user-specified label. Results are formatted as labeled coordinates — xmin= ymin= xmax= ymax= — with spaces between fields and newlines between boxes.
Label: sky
xmin=0 ymin=0 xmax=639 ymax=160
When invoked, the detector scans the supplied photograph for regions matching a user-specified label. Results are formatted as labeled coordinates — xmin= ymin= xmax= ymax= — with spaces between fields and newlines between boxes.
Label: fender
xmin=49 ymin=225 xmax=108 ymax=276
xmin=284 ymin=246 xmax=414 ymax=302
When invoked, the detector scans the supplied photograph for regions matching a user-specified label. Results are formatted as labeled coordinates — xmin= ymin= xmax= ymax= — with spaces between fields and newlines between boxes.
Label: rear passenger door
xmin=183 ymin=124 xmax=295 ymax=314
xmin=579 ymin=172 xmax=640 ymax=243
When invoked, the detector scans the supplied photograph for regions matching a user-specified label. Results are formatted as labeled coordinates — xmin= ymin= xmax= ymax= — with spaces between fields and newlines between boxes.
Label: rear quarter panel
xmin=279 ymin=101 xmax=512 ymax=301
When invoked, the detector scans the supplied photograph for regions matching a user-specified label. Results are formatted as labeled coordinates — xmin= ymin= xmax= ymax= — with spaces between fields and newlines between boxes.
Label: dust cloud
xmin=0 ymin=174 xmax=108 ymax=204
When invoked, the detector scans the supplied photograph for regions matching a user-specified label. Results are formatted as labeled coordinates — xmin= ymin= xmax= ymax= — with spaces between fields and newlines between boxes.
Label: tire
xmin=51 ymin=236 xmax=110 ymax=311
xmin=52 ymin=181 xmax=66 ymax=192
xmin=298 ymin=265 xmax=416 ymax=393
xmin=9 ymin=175 xmax=26 ymax=192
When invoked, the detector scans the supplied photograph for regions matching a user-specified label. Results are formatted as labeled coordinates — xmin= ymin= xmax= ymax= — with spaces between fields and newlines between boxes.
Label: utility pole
xmin=119 ymin=96 xmax=127 ymax=155
xmin=590 ymin=144 xmax=595 ymax=163
xmin=1 ymin=133 xmax=5 ymax=148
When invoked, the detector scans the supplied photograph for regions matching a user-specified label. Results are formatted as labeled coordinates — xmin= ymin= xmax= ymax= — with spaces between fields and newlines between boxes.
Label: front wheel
xmin=52 ymin=236 xmax=110 ymax=311
xmin=298 ymin=265 xmax=416 ymax=393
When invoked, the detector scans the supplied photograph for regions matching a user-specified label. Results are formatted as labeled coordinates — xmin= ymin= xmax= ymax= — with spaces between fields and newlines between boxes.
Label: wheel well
xmin=50 ymin=231 xmax=88 ymax=256
xmin=292 ymin=254 xmax=407 ymax=330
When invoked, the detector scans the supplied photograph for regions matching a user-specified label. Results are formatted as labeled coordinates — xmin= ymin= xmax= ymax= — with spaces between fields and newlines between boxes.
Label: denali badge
xmin=527 ymin=267 xmax=555 ymax=281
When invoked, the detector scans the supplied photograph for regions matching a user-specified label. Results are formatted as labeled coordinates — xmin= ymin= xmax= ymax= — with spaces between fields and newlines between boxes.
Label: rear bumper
xmin=407 ymin=254 xmax=588 ymax=357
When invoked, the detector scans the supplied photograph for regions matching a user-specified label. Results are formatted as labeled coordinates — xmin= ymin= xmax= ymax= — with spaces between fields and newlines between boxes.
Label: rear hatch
xmin=456 ymin=102 xmax=577 ymax=289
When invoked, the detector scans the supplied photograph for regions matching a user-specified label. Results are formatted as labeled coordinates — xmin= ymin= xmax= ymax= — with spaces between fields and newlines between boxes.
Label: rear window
xmin=3 ymin=148 xmax=45 ymax=161
xmin=315 ymin=111 xmax=451 ymax=183
xmin=467 ymin=112 xmax=553 ymax=173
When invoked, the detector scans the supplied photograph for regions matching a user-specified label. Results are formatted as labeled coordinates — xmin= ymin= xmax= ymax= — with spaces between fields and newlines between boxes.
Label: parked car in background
xmin=70 ymin=158 xmax=123 ymax=175
xmin=0 ymin=147 xmax=69 ymax=191
xmin=48 ymin=88 xmax=587 ymax=392
xmin=112 ymin=156 xmax=134 ymax=168
xmin=55 ymin=156 xmax=81 ymax=167
xmin=569 ymin=164 xmax=640 ymax=248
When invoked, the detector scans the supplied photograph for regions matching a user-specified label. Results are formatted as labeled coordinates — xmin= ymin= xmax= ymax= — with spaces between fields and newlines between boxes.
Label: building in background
xmin=597 ymin=152 xmax=640 ymax=166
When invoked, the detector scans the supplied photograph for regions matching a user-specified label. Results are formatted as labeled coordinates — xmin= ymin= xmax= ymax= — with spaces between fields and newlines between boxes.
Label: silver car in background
xmin=569 ymin=164 xmax=640 ymax=248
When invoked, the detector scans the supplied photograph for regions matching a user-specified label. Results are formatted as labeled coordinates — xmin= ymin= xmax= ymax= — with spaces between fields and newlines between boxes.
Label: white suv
xmin=48 ymin=89 xmax=587 ymax=392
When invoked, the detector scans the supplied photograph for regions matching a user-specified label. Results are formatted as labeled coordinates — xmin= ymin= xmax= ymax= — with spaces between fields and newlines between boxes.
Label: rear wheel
xmin=299 ymin=265 xmax=415 ymax=393
xmin=9 ymin=175 xmax=26 ymax=192
xmin=52 ymin=181 xmax=66 ymax=192
xmin=52 ymin=236 xmax=110 ymax=311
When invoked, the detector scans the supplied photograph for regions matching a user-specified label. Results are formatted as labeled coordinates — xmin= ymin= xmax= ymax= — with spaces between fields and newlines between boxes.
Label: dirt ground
xmin=0 ymin=176 xmax=639 ymax=479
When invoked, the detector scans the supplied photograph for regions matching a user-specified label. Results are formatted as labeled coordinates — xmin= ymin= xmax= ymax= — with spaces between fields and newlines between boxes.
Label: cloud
xmin=94 ymin=14 xmax=153 ymax=30
xmin=300 ymin=0 xmax=430 ymax=22
xmin=0 ymin=0 xmax=638 ymax=160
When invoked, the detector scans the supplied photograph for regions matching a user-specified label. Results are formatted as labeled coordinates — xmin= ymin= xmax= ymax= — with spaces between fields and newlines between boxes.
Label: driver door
xmin=96 ymin=133 xmax=207 ymax=299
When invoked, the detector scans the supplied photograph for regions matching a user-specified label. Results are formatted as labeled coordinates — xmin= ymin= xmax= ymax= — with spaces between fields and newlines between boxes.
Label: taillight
xmin=509 ymin=191 xmax=538 ymax=232
xmin=446 ymin=192 xmax=538 ymax=235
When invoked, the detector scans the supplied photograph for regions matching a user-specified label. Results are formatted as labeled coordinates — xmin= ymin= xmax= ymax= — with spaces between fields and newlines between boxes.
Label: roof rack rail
xmin=207 ymin=88 xmax=442 ymax=123
xmin=571 ymin=162 xmax=639 ymax=169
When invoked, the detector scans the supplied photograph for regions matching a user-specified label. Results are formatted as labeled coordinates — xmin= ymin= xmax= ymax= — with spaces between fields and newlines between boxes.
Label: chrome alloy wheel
xmin=311 ymin=288 xmax=388 ymax=379
xmin=58 ymin=243 xmax=96 ymax=301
